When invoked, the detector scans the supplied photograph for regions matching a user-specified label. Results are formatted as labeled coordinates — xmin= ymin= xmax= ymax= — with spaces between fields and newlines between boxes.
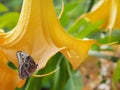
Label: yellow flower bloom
xmin=0 ymin=0 xmax=96 ymax=89
xmin=79 ymin=0 xmax=120 ymax=31
xmin=0 ymin=50 xmax=19 ymax=90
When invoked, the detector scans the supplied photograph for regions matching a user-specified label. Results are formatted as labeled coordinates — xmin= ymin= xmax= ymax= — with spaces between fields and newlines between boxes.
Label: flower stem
xmin=89 ymin=50 xmax=119 ymax=62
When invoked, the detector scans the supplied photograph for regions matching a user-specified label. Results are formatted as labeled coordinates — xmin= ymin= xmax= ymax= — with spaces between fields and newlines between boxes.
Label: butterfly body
xmin=16 ymin=51 xmax=38 ymax=80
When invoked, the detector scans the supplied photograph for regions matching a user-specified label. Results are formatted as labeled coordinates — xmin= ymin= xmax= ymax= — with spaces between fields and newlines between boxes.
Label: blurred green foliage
xmin=0 ymin=0 xmax=22 ymax=32
xmin=0 ymin=12 xmax=19 ymax=32
xmin=0 ymin=3 xmax=8 ymax=13
xmin=113 ymin=60 xmax=120 ymax=82
xmin=0 ymin=0 xmax=120 ymax=90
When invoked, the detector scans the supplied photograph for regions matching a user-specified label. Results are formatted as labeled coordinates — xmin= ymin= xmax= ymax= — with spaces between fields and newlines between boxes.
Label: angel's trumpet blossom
xmin=0 ymin=0 xmax=96 ymax=89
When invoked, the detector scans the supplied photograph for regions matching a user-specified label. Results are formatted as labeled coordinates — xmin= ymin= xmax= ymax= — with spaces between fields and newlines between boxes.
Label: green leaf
xmin=98 ymin=30 xmax=120 ymax=44
xmin=60 ymin=2 xmax=80 ymax=27
xmin=64 ymin=59 xmax=83 ymax=90
xmin=68 ymin=18 xmax=88 ymax=34
xmin=87 ymin=30 xmax=101 ymax=40
xmin=64 ymin=70 xmax=83 ymax=90
xmin=60 ymin=0 xmax=89 ymax=28
xmin=24 ymin=53 xmax=74 ymax=90
xmin=0 ymin=12 xmax=20 ymax=32
xmin=113 ymin=60 xmax=120 ymax=82
xmin=4 ymin=0 xmax=23 ymax=11
xmin=0 ymin=3 xmax=8 ymax=13
xmin=67 ymin=19 xmax=103 ymax=39
xmin=52 ymin=56 xmax=69 ymax=90
xmin=7 ymin=61 xmax=18 ymax=71
xmin=25 ymin=53 xmax=64 ymax=90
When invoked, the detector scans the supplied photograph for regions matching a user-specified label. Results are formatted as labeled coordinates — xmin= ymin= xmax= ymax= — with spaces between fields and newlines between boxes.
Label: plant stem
xmin=65 ymin=58 xmax=75 ymax=90
xmin=89 ymin=50 xmax=119 ymax=62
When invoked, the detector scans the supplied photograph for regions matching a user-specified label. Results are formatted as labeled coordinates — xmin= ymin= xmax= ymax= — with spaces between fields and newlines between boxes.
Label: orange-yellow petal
xmin=79 ymin=0 xmax=120 ymax=30
xmin=0 ymin=0 xmax=96 ymax=71
xmin=0 ymin=50 xmax=19 ymax=90
xmin=17 ymin=79 xmax=26 ymax=88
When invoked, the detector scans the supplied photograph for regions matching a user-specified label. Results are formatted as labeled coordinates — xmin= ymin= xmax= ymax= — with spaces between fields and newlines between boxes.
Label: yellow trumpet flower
xmin=79 ymin=0 xmax=120 ymax=31
xmin=0 ymin=0 xmax=96 ymax=89
xmin=0 ymin=50 xmax=19 ymax=90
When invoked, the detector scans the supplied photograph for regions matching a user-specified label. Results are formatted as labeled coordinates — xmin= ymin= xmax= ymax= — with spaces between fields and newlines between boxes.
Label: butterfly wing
xmin=16 ymin=51 xmax=38 ymax=79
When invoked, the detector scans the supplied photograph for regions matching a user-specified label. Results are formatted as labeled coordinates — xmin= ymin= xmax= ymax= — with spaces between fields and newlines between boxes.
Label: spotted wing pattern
xmin=16 ymin=51 xmax=38 ymax=80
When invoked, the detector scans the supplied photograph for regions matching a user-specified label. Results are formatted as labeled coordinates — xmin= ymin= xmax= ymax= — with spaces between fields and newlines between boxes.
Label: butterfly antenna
xmin=32 ymin=67 xmax=60 ymax=77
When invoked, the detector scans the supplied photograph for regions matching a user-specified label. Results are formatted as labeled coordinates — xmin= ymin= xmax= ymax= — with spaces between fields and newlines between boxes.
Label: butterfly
xmin=16 ymin=51 xmax=38 ymax=80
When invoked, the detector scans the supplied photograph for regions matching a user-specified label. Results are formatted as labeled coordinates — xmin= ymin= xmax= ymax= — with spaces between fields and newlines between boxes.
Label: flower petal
xmin=79 ymin=0 xmax=120 ymax=30
xmin=0 ymin=50 xmax=19 ymax=90
xmin=0 ymin=0 xmax=96 ymax=71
